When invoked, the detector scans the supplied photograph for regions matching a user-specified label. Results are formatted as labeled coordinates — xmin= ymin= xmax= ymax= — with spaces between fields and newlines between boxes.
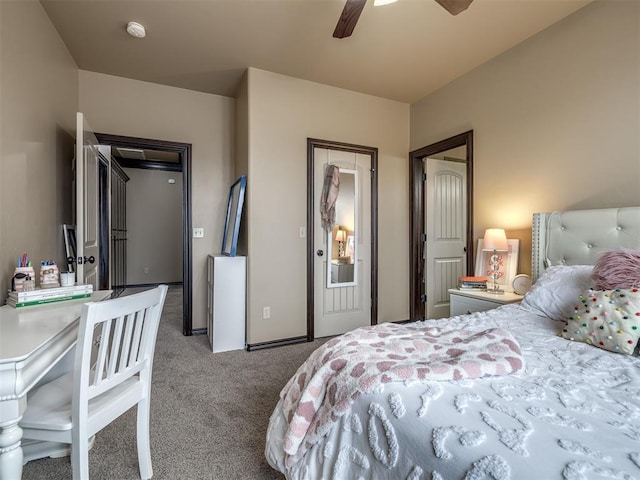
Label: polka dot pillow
xmin=560 ymin=287 xmax=640 ymax=355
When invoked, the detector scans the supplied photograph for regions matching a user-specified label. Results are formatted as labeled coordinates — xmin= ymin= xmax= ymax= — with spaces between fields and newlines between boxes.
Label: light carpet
xmin=23 ymin=285 xmax=325 ymax=479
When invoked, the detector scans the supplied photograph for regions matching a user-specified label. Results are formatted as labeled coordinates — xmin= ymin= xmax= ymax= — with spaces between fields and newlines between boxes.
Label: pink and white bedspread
xmin=266 ymin=305 xmax=640 ymax=480
xmin=280 ymin=324 xmax=524 ymax=466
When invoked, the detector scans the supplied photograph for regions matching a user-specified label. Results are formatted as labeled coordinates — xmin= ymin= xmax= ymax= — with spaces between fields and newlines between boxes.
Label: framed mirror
xmin=326 ymin=168 xmax=357 ymax=288
xmin=221 ymin=176 xmax=247 ymax=256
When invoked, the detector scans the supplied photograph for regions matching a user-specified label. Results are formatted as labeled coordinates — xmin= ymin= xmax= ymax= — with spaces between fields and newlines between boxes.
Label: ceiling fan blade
xmin=333 ymin=0 xmax=367 ymax=39
xmin=434 ymin=0 xmax=473 ymax=16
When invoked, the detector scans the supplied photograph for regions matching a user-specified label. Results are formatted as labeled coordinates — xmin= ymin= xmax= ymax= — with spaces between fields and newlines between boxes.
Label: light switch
xmin=299 ymin=227 xmax=306 ymax=239
xmin=193 ymin=227 xmax=205 ymax=238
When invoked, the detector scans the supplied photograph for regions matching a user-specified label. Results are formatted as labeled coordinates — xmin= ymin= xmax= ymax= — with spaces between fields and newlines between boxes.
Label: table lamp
xmin=335 ymin=229 xmax=346 ymax=258
xmin=483 ymin=228 xmax=509 ymax=294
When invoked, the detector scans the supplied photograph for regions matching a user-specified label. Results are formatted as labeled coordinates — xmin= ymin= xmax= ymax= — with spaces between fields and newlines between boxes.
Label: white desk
xmin=0 ymin=291 xmax=111 ymax=479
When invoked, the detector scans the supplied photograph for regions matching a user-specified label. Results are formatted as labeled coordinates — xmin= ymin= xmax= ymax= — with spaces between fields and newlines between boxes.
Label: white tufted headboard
xmin=532 ymin=207 xmax=640 ymax=282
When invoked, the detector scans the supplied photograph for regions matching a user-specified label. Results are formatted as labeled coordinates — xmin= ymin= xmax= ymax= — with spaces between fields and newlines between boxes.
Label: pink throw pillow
xmin=591 ymin=248 xmax=640 ymax=290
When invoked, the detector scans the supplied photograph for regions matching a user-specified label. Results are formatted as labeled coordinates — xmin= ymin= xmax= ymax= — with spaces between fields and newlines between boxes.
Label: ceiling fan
xmin=333 ymin=0 xmax=474 ymax=39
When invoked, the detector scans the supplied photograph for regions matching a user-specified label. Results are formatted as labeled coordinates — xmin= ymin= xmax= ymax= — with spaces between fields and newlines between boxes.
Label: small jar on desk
xmin=449 ymin=288 xmax=523 ymax=316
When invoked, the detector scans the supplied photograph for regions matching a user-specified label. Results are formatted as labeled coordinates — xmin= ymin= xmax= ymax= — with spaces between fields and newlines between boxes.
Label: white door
xmin=424 ymin=158 xmax=467 ymax=319
xmin=75 ymin=112 xmax=100 ymax=288
xmin=314 ymin=148 xmax=371 ymax=337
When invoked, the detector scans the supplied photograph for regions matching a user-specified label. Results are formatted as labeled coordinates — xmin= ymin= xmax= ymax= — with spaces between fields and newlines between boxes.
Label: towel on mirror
xmin=320 ymin=164 xmax=340 ymax=231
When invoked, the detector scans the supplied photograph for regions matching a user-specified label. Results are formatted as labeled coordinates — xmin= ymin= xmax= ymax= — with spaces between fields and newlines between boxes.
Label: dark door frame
xmin=409 ymin=130 xmax=474 ymax=322
xmin=306 ymin=138 xmax=378 ymax=341
xmin=94 ymin=132 xmax=194 ymax=336
xmin=97 ymin=153 xmax=110 ymax=291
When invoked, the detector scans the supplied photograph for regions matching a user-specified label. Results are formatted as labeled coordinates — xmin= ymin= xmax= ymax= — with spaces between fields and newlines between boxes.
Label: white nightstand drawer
xmin=448 ymin=288 xmax=523 ymax=316
xmin=450 ymin=295 xmax=499 ymax=316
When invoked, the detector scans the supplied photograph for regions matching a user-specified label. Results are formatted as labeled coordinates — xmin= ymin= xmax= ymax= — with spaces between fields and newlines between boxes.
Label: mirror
xmin=221 ymin=176 xmax=247 ymax=256
xmin=327 ymin=168 xmax=357 ymax=287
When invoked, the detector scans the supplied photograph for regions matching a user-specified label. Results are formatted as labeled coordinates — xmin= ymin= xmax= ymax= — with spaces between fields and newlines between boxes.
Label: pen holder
xmin=12 ymin=266 xmax=36 ymax=292
xmin=60 ymin=272 xmax=75 ymax=287
xmin=40 ymin=264 xmax=60 ymax=288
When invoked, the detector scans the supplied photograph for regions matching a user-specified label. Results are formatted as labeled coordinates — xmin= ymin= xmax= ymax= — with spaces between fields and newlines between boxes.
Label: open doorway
xmin=409 ymin=131 xmax=474 ymax=321
xmin=95 ymin=133 xmax=194 ymax=335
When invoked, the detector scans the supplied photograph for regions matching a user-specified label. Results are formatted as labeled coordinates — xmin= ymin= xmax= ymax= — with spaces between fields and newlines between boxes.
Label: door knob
xmin=75 ymin=256 xmax=96 ymax=265
xmin=316 ymin=249 xmax=324 ymax=257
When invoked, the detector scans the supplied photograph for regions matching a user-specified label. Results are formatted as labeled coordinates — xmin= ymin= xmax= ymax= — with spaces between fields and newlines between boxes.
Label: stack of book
xmin=459 ymin=276 xmax=488 ymax=291
xmin=6 ymin=284 xmax=93 ymax=308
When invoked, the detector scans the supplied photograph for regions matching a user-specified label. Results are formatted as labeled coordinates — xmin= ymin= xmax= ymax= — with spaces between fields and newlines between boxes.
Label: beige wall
xmin=244 ymin=68 xmax=410 ymax=344
xmin=3 ymin=0 xmax=636 ymax=339
xmin=234 ymin=72 xmax=249 ymax=255
xmin=123 ymin=168 xmax=183 ymax=285
xmin=411 ymin=0 xmax=640 ymax=275
xmin=79 ymin=71 xmax=235 ymax=330
xmin=0 ymin=1 xmax=78 ymax=302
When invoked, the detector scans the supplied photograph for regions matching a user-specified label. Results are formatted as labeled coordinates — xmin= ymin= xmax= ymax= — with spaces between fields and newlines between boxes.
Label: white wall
xmin=0 ymin=1 xmax=78 ymax=301
xmin=411 ymin=0 xmax=640 ymax=274
xmin=79 ymin=71 xmax=235 ymax=330
xmin=245 ymin=68 xmax=410 ymax=344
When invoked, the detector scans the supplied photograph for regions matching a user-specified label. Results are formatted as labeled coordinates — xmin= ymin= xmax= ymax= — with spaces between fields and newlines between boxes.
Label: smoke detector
xmin=126 ymin=22 xmax=146 ymax=38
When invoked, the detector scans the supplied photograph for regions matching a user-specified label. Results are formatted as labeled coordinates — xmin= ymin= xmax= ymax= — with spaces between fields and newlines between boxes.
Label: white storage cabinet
xmin=207 ymin=255 xmax=246 ymax=352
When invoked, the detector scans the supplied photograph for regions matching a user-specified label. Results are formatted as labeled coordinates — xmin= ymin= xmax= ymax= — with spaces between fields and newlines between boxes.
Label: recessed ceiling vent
xmin=116 ymin=147 xmax=146 ymax=160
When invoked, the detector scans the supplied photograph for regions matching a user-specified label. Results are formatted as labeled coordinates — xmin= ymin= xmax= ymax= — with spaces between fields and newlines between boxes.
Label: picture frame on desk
xmin=474 ymin=238 xmax=519 ymax=288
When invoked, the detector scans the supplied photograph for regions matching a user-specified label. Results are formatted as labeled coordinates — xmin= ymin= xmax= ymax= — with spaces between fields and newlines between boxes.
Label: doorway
xmin=94 ymin=133 xmax=194 ymax=335
xmin=307 ymin=138 xmax=378 ymax=340
xmin=409 ymin=131 xmax=474 ymax=321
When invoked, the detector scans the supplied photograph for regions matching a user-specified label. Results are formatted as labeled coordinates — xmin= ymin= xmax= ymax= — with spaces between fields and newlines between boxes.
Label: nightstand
xmin=448 ymin=288 xmax=523 ymax=316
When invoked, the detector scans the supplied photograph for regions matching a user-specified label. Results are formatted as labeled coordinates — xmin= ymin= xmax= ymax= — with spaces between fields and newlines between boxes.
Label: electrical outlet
xmin=143 ymin=267 xmax=149 ymax=274
xmin=193 ymin=227 xmax=205 ymax=238
xmin=263 ymin=306 xmax=271 ymax=319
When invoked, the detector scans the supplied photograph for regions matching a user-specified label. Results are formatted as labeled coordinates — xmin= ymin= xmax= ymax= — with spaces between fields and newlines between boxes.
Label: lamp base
xmin=486 ymin=286 xmax=505 ymax=294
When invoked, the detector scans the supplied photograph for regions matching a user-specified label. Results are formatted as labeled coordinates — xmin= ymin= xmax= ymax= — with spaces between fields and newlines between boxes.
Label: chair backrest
xmin=73 ymin=285 xmax=168 ymax=417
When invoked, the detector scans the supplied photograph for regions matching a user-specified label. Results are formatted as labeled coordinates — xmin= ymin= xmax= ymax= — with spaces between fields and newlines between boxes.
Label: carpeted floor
xmin=22 ymin=285 xmax=325 ymax=479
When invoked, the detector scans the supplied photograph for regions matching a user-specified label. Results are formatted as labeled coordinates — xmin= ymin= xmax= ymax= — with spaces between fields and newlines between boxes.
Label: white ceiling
xmin=41 ymin=0 xmax=591 ymax=103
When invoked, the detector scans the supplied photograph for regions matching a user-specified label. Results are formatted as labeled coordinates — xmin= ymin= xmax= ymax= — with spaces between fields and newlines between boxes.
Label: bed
xmin=266 ymin=207 xmax=640 ymax=480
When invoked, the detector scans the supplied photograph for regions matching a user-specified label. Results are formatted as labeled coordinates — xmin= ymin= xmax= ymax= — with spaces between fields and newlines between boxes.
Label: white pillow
xmin=520 ymin=265 xmax=594 ymax=320
xmin=560 ymin=287 xmax=640 ymax=355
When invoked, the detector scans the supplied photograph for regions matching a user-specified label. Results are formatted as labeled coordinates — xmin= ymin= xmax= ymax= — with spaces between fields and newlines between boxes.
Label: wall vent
xmin=115 ymin=147 xmax=146 ymax=160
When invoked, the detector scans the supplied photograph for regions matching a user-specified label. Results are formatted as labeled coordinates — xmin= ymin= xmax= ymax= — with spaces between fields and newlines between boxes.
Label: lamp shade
xmin=335 ymin=230 xmax=346 ymax=243
xmin=482 ymin=228 xmax=508 ymax=251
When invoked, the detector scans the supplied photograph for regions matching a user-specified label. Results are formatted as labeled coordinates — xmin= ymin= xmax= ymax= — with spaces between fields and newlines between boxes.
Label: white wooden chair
xmin=20 ymin=285 xmax=168 ymax=479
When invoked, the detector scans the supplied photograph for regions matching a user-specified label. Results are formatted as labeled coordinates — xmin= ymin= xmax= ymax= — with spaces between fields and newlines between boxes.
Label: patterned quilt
xmin=280 ymin=324 xmax=524 ymax=466
xmin=266 ymin=304 xmax=640 ymax=480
